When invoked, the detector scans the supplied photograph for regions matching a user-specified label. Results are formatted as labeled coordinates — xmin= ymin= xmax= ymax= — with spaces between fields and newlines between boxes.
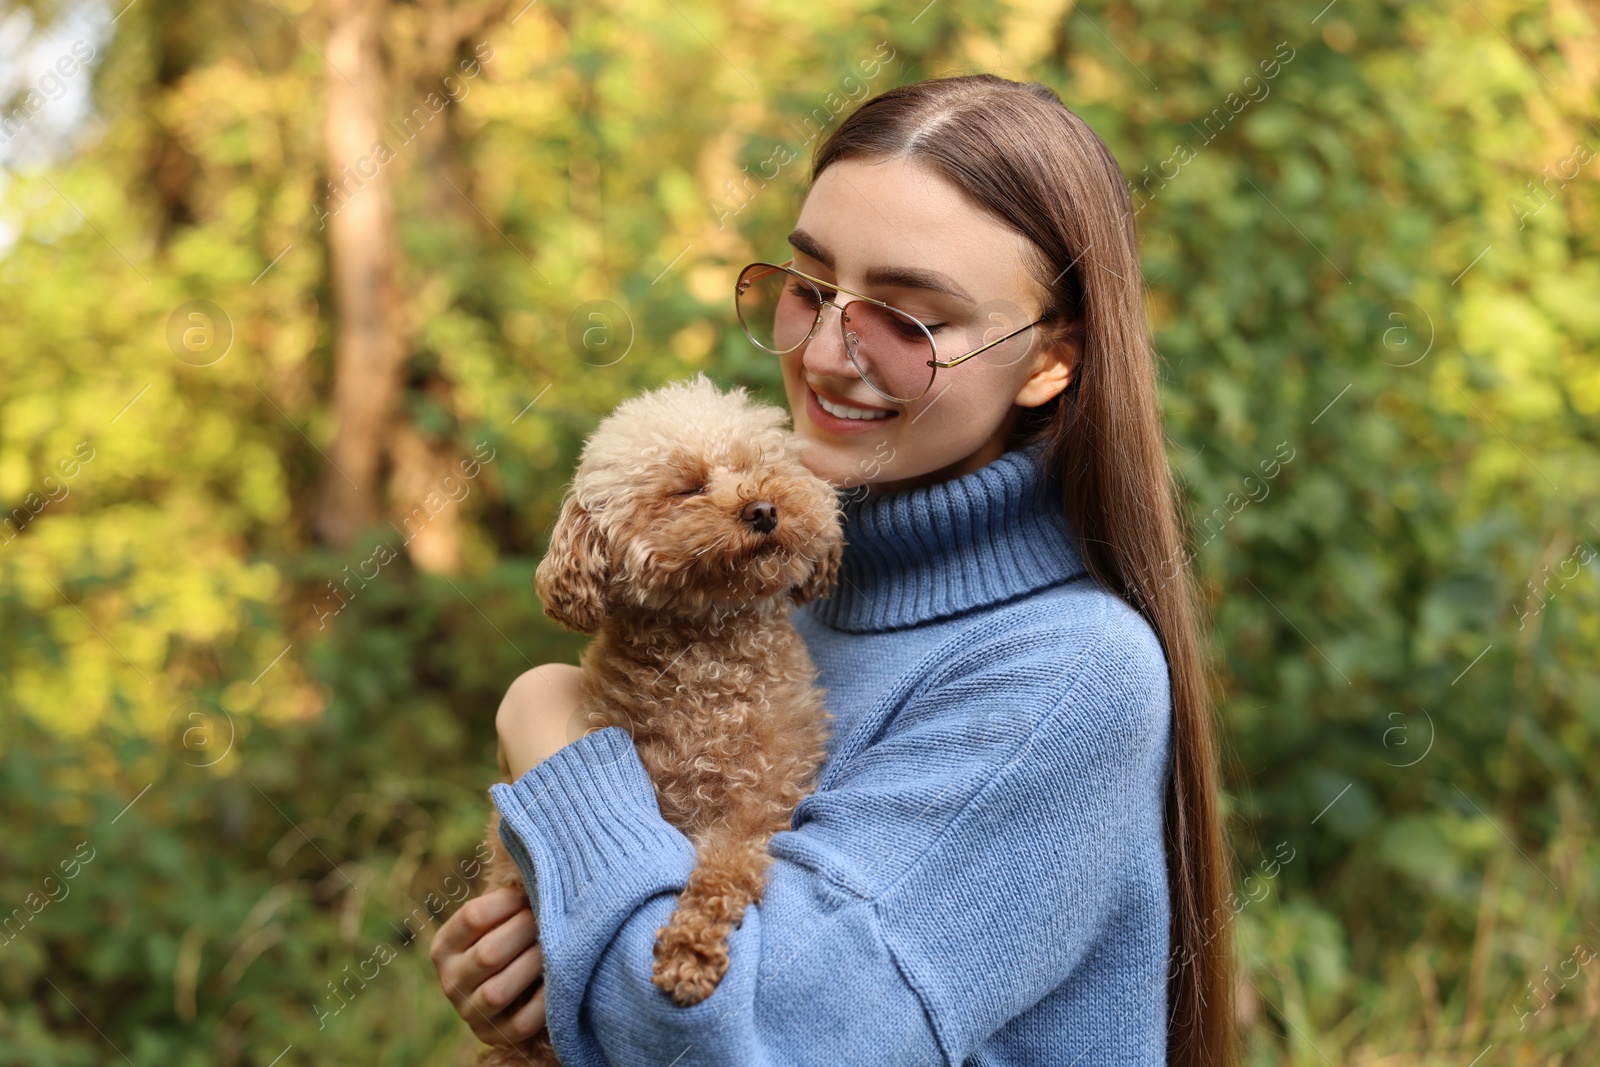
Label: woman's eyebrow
xmin=787 ymin=228 xmax=974 ymax=303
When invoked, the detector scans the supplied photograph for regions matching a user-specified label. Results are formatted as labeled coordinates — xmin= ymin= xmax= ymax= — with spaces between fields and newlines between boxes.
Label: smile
xmin=810 ymin=387 xmax=895 ymax=421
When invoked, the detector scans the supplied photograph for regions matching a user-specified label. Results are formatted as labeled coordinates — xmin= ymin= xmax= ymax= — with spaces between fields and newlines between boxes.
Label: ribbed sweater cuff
xmin=489 ymin=727 xmax=696 ymax=917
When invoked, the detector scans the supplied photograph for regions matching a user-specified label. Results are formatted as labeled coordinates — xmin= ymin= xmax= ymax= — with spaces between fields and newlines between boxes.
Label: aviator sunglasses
xmin=734 ymin=259 xmax=1056 ymax=404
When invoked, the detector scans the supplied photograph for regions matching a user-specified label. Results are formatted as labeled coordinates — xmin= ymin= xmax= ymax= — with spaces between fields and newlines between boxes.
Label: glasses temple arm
xmin=934 ymin=317 xmax=1052 ymax=369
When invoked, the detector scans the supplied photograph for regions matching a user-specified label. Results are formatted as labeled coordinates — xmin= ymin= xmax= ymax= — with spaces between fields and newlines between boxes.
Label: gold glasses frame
xmin=735 ymin=258 xmax=1056 ymax=404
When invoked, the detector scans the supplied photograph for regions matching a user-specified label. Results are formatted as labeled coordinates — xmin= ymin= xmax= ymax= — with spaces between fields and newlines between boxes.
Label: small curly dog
xmin=477 ymin=373 xmax=845 ymax=1066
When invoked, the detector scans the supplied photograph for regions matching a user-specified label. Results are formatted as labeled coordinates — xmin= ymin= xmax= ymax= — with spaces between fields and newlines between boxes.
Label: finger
xmin=430 ymin=907 xmax=475 ymax=978
xmin=431 ymin=887 xmax=525 ymax=963
xmin=456 ymin=907 xmax=538 ymax=990
xmin=461 ymin=887 xmax=530 ymax=935
xmin=506 ymin=982 xmax=548 ymax=1040
xmin=437 ymin=906 xmax=535 ymax=1002
xmin=472 ymin=978 xmax=544 ymax=1048
xmin=473 ymin=942 xmax=545 ymax=1018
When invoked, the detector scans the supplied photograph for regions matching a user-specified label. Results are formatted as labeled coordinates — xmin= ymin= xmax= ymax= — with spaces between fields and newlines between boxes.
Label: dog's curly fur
xmin=477 ymin=374 xmax=844 ymax=1066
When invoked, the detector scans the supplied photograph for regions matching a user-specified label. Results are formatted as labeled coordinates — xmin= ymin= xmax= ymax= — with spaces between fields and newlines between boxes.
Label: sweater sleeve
xmin=488 ymin=602 xmax=1173 ymax=1067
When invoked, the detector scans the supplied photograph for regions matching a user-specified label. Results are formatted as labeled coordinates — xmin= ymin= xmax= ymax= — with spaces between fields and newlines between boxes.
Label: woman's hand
xmin=429 ymin=886 xmax=547 ymax=1045
xmin=497 ymin=663 xmax=589 ymax=779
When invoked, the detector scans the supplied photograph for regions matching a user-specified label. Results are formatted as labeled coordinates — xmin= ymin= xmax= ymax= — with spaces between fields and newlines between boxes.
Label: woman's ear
xmin=790 ymin=531 xmax=844 ymax=607
xmin=1016 ymin=333 xmax=1080 ymax=407
xmin=535 ymin=493 xmax=611 ymax=633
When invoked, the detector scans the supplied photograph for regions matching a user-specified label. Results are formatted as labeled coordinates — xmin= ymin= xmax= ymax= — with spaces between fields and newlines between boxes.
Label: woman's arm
xmin=496 ymin=663 xmax=590 ymax=778
xmin=489 ymin=603 xmax=1174 ymax=1067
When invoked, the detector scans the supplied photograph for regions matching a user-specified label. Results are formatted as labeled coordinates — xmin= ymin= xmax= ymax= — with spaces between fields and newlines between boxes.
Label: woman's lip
xmin=804 ymin=384 xmax=898 ymax=435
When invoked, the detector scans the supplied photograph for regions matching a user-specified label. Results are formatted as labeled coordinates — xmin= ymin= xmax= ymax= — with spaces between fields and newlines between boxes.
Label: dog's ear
xmin=790 ymin=532 xmax=844 ymax=607
xmin=535 ymin=493 xmax=611 ymax=633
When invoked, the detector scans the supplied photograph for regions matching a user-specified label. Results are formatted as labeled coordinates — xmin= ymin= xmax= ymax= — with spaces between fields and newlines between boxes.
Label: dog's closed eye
xmin=672 ymin=484 xmax=708 ymax=498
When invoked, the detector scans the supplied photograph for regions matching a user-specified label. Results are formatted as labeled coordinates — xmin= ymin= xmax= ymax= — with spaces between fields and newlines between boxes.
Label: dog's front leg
xmin=650 ymin=834 xmax=773 ymax=1007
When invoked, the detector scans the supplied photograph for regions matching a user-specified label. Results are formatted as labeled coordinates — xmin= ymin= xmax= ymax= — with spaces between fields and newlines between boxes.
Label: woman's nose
xmin=799 ymin=303 xmax=858 ymax=380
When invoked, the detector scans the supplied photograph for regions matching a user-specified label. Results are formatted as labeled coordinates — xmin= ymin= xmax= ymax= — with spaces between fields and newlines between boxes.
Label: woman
xmin=431 ymin=73 xmax=1236 ymax=1066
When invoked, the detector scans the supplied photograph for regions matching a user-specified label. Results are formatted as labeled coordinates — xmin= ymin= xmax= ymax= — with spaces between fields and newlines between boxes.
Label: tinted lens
xmin=736 ymin=264 xmax=820 ymax=354
xmin=841 ymin=301 xmax=935 ymax=403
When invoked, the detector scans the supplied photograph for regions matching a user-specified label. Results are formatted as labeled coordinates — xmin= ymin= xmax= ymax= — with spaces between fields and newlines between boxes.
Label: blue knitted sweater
xmin=491 ymin=437 xmax=1174 ymax=1066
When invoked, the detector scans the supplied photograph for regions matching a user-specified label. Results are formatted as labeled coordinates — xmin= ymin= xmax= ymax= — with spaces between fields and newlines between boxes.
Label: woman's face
xmin=775 ymin=155 xmax=1076 ymax=493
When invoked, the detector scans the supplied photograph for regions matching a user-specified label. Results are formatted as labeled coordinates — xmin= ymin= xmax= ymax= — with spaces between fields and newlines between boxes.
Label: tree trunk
xmin=315 ymin=0 xmax=407 ymax=547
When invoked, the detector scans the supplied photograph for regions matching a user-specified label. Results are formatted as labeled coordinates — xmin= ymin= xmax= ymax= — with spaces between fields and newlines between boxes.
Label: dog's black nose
xmin=740 ymin=500 xmax=778 ymax=534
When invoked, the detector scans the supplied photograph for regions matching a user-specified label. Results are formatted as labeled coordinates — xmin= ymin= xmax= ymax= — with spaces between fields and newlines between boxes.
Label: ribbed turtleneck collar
xmin=803 ymin=438 xmax=1087 ymax=633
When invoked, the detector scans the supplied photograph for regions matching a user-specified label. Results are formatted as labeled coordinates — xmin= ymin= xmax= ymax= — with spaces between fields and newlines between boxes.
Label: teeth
xmin=814 ymin=389 xmax=892 ymax=421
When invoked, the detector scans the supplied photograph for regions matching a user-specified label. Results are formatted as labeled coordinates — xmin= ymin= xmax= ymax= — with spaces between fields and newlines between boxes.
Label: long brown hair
xmin=809 ymin=74 xmax=1237 ymax=1067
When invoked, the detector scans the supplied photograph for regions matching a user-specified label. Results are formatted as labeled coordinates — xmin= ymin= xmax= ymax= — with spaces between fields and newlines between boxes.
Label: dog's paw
xmin=651 ymin=915 xmax=732 ymax=1007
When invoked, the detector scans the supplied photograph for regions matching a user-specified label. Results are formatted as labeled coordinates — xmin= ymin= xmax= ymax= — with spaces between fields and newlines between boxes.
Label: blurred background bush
xmin=1 ymin=0 xmax=1596 ymax=1064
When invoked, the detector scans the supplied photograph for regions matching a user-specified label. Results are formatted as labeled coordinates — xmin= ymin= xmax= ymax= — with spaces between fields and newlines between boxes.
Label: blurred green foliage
xmin=1 ymin=0 xmax=1597 ymax=1064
